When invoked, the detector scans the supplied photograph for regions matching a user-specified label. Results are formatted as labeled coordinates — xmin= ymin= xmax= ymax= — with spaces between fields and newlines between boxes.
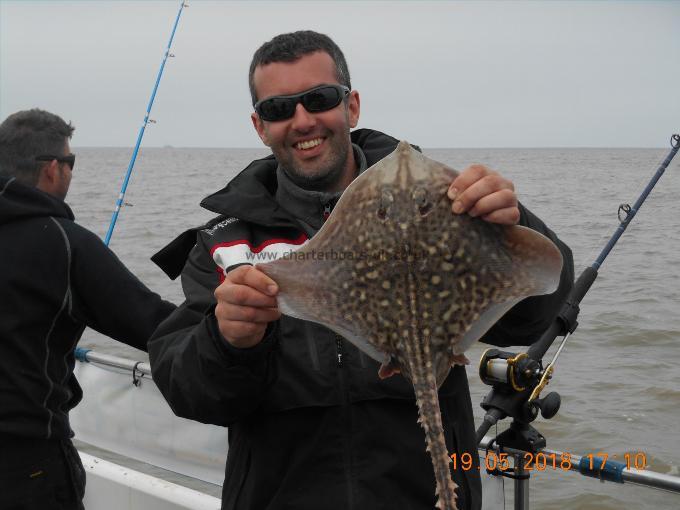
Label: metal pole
xmin=479 ymin=437 xmax=680 ymax=495
xmin=514 ymin=453 xmax=530 ymax=510
xmin=104 ymin=0 xmax=187 ymax=245
xmin=75 ymin=347 xmax=151 ymax=376
xmin=622 ymin=467 xmax=680 ymax=493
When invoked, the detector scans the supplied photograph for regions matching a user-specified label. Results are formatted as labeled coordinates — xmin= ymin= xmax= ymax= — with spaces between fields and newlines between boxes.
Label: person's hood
xmin=0 ymin=176 xmax=74 ymax=226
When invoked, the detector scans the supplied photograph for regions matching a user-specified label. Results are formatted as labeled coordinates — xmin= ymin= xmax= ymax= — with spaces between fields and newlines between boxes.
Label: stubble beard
xmin=277 ymin=131 xmax=352 ymax=192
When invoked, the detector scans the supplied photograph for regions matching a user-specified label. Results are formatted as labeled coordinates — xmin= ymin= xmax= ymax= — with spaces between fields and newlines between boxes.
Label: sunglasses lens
xmin=258 ymin=98 xmax=296 ymax=122
xmin=256 ymin=85 xmax=347 ymax=121
xmin=302 ymin=86 xmax=343 ymax=112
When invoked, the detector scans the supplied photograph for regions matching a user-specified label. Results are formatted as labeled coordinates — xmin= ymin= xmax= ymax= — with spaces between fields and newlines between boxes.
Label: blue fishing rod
xmin=476 ymin=133 xmax=680 ymax=444
xmin=104 ymin=0 xmax=187 ymax=246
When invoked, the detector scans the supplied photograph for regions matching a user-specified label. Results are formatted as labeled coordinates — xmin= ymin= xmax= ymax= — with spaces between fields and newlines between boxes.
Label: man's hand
xmin=214 ymin=265 xmax=281 ymax=348
xmin=447 ymin=164 xmax=519 ymax=225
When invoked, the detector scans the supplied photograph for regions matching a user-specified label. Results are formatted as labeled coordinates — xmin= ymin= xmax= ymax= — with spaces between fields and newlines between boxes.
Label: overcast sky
xmin=1 ymin=1 xmax=679 ymax=148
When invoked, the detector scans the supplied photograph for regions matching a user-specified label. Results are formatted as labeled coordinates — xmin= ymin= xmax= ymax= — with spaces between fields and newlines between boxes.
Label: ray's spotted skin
xmin=258 ymin=142 xmax=563 ymax=510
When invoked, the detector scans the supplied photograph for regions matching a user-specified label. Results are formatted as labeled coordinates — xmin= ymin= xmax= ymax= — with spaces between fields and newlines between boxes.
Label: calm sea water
xmin=71 ymin=146 xmax=680 ymax=509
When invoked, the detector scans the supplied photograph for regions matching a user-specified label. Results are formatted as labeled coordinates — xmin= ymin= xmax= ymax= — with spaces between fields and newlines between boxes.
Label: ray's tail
xmin=406 ymin=352 xmax=459 ymax=510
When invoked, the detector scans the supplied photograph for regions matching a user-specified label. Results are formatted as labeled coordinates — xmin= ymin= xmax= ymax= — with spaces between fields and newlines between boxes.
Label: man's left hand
xmin=447 ymin=164 xmax=519 ymax=225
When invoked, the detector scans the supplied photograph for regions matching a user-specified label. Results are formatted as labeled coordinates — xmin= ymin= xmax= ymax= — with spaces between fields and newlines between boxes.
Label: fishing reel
xmin=479 ymin=349 xmax=539 ymax=392
xmin=479 ymin=348 xmax=561 ymax=424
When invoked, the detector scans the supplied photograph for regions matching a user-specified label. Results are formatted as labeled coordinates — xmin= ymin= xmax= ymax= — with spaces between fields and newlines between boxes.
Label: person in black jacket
xmin=149 ymin=31 xmax=573 ymax=510
xmin=0 ymin=109 xmax=176 ymax=510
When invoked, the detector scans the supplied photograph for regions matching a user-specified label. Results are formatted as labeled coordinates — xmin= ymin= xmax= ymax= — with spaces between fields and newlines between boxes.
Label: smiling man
xmin=149 ymin=31 xmax=573 ymax=510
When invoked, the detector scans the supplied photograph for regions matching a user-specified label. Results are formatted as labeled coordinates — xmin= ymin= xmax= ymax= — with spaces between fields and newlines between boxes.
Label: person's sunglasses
xmin=254 ymin=84 xmax=350 ymax=122
xmin=35 ymin=153 xmax=76 ymax=171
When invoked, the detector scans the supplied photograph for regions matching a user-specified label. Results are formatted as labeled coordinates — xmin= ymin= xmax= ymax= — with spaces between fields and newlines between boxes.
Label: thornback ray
xmin=258 ymin=141 xmax=563 ymax=510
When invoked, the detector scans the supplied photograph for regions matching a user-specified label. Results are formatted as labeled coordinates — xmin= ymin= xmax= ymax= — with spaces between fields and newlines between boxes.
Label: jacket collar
xmin=273 ymin=143 xmax=368 ymax=236
xmin=0 ymin=176 xmax=74 ymax=226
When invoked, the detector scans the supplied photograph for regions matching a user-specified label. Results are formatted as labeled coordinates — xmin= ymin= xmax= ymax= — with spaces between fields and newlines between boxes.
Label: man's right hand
xmin=214 ymin=265 xmax=281 ymax=348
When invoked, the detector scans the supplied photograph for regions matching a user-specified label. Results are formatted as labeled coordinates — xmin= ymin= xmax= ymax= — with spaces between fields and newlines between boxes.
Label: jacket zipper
xmin=336 ymin=336 xmax=344 ymax=367
xmin=335 ymin=335 xmax=354 ymax=508
xmin=323 ymin=202 xmax=332 ymax=222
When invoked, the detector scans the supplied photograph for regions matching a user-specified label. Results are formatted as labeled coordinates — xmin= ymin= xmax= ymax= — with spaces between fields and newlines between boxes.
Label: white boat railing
xmin=73 ymin=347 xmax=228 ymax=486
xmin=79 ymin=452 xmax=221 ymax=510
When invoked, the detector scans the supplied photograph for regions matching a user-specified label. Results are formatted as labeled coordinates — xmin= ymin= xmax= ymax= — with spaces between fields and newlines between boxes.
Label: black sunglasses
xmin=35 ymin=153 xmax=76 ymax=171
xmin=254 ymin=84 xmax=350 ymax=122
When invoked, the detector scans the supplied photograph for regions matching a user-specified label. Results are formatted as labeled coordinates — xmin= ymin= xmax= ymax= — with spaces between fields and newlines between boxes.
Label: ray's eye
xmin=413 ymin=187 xmax=433 ymax=216
xmin=377 ymin=188 xmax=394 ymax=220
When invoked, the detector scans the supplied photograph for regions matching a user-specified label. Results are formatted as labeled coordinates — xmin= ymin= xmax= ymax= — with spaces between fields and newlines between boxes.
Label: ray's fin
xmin=503 ymin=225 xmax=563 ymax=295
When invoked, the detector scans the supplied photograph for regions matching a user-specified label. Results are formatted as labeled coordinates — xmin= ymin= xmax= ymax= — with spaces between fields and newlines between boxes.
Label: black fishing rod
xmin=476 ymin=134 xmax=680 ymax=447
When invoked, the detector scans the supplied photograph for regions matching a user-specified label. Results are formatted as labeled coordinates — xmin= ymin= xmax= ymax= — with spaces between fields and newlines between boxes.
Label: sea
xmin=70 ymin=146 xmax=680 ymax=509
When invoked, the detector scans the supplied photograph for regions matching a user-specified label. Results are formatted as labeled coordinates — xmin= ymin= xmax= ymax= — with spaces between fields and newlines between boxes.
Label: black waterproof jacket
xmin=149 ymin=129 xmax=574 ymax=510
xmin=0 ymin=176 xmax=176 ymax=441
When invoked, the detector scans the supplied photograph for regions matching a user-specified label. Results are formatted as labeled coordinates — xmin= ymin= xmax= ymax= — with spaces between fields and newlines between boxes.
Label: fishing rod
xmin=104 ymin=0 xmax=187 ymax=246
xmin=473 ymin=134 xmax=680 ymax=508
xmin=476 ymin=133 xmax=680 ymax=441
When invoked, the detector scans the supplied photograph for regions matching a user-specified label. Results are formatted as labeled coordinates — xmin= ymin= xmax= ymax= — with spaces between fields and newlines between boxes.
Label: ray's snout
xmin=377 ymin=188 xmax=394 ymax=220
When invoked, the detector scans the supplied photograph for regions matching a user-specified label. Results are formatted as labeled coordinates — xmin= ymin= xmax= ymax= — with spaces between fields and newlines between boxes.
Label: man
xmin=0 ymin=109 xmax=176 ymax=509
xmin=149 ymin=31 xmax=573 ymax=510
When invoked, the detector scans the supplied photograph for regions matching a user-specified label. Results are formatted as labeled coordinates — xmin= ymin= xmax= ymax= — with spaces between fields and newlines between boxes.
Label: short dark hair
xmin=248 ymin=30 xmax=351 ymax=105
xmin=0 ymin=109 xmax=74 ymax=186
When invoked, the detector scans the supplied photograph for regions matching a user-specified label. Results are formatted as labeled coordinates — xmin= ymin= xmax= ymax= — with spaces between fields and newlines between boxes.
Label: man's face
xmin=251 ymin=51 xmax=360 ymax=191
